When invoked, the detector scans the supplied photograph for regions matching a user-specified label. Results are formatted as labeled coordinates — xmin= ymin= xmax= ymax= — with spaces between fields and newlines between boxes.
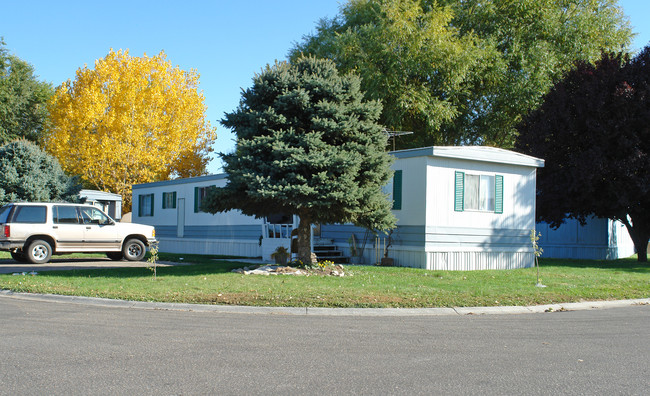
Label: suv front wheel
xmin=26 ymin=239 xmax=52 ymax=264
xmin=123 ymin=239 xmax=146 ymax=261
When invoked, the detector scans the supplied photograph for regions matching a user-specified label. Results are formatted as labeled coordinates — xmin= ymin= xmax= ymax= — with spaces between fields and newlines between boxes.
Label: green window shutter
xmin=454 ymin=171 xmax=464 ymax=212
xmin=494 ymin=174 xmax=504 ymax=214
xmin=151 ymin=194 xmax=154 ymax=216
xmin=138 ymin=195 xmax=143 ymax=217
xmin=194 ymin=187 xmax=199 ymax=213
xmin=162 ymin=193 xmax=167 ymax=209
xmin=392 ymin=170 xmax=402 ymax=210
xmin=172 ymin=191 xmax=177 ymax=209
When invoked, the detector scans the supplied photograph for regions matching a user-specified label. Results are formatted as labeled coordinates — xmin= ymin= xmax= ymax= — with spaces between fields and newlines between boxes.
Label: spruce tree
xmin=0 ymin=139 xmax=81 ymax=205
xmin=202 ymin=56 xmax=395 ymax=264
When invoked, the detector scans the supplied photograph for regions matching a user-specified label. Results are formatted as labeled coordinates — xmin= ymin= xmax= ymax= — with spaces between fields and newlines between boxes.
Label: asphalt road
xmin=1 ymin=297 xmax=648 ymax=395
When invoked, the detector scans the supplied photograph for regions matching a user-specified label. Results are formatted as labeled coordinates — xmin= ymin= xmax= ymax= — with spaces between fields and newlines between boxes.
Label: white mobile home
xmin=132 ymin=146 xmax=544 ymax=270
xmin=131 ymin=174 xmax=270 ymax=258
xmin=321 ymin=146 xmax=544 ymax=270
xmin=79 ymin=189 xmax=123 ymax=220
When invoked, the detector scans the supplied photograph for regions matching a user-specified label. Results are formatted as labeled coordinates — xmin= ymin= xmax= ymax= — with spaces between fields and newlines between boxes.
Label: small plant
xmin=147 ymin=240 xmax=160 ymax=280
xmin=271 ymin=246 xmax=289 ymax=265
xmin=317 ymin=260 xmax=335 ymax=270
xmin=374 ymin=229 xmax=395 ymax=265
xmin=348 ymin=234 xmax=358 ymax=257
xmin=530 ymin=229 xmax=545 ymax=287
xmin=348 ymin=234 xmax=364 ymax=264
xmin=288 ymin=259 xmax=306 ymax=269
xmin=271 ymin=246 xmax=288 ymax=256
xmin=378 ymin=229 xmax=395 ymax=266
xmin=383 ymin=229 xmax=394 ymax=259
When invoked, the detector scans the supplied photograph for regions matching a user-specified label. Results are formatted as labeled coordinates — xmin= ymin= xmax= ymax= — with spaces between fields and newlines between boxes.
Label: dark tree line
xmin=517 ymin=48 xmax=650 ymax=262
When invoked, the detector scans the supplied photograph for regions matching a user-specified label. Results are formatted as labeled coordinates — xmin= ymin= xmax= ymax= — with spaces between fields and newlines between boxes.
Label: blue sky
xmin=1 ymin=0 xmax=648 ymax=174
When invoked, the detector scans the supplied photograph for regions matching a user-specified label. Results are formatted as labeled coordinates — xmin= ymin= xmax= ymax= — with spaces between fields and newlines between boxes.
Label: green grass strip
xmin=0 ymin=252 xmax=648 ymax=308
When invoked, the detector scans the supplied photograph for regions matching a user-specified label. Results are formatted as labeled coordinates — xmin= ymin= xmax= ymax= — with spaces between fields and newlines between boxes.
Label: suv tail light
xmin=2 ymin=225 xmax=8 ymax=238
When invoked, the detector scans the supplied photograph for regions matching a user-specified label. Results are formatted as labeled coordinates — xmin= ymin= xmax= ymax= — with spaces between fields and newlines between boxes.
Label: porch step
xmin=313 ymin=244 xmax=349 ymax=264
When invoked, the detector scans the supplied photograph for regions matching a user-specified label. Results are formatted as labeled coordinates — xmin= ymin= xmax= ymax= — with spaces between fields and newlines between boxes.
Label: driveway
xmin=0 ymin=257 xmax=182 ymax=274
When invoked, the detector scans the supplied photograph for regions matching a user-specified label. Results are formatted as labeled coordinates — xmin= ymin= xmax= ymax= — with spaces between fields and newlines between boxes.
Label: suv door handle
xmin=86 ymin=226 xmax=91 ymax=230
xmin=53 ymin=226 xmax=58 ymax=229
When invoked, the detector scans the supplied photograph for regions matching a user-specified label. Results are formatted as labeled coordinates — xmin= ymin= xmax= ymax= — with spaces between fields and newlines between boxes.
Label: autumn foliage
xmin=44 ymin=49 xmax=217 ymax=210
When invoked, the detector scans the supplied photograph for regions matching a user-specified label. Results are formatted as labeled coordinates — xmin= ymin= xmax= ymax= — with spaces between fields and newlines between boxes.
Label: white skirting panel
xmin=338 ymin=244 xmax=533 ymax=270
xmin=157 ymin=238 xmax=261 ymax=257
xmin=426 ymin=251 xmax=534 ymax=271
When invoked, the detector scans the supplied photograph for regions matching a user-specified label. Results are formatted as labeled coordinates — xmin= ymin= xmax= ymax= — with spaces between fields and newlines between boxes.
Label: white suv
xmin=0 ymin=202 xmax=156 ymax=264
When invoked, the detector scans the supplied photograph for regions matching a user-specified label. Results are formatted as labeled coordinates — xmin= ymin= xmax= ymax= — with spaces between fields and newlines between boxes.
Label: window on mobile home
xmin=194 ymin=186 xmax=212 ymax=213
xmin=139 ymin=194 xmax=154 ymax=217
xmin=454 ymin=172 xmax=503 ymax=213
xmin=162 ymin=192 xmax=177 ymax=209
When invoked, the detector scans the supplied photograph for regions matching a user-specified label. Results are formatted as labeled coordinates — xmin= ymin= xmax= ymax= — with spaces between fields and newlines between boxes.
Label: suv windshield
xmin=0 ymin=205 xmax=11 ymax=223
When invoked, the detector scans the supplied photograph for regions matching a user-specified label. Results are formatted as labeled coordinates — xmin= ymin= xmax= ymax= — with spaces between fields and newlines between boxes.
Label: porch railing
xmin=264 ymin=223 xmax=293 ymax=239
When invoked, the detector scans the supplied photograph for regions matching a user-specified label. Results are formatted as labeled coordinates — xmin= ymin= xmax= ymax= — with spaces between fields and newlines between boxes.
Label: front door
xmin=177 ymin=198 xmax=185 ymax=238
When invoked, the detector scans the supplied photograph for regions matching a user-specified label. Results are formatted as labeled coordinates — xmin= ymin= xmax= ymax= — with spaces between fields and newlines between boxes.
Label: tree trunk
xmin=296 ymin=211 xmax=315 ymax=266
xmin=621 ymin=216 xmax=649 ymax=263
xmin=636 ymin=240 xmax=648 ymax=263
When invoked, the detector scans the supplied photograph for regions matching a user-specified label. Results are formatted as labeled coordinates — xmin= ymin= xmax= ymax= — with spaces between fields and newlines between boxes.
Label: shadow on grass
xmin=540 ymin=256 xmax=650 ymax=273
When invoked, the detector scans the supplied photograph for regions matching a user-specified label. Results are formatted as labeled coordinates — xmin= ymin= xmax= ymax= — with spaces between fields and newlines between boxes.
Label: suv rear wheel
xmin=26 ymin=239 xmax=52 ymax=264
xmin=123 ymin=239 xmax=146 ymax=261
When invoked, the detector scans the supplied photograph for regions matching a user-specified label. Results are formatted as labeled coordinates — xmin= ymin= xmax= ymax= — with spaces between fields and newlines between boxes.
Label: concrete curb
xmin=1 ymin=289 xmax=648 ymax=316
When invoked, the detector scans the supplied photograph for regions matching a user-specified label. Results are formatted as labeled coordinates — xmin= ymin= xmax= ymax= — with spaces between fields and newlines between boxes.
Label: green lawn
xmin=0 ymin=252 xmax=648 ymax=308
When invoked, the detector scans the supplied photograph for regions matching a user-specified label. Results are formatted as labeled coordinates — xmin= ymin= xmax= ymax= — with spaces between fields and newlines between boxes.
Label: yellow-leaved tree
xmin=44 ymin=49 xmax=217 ymax=211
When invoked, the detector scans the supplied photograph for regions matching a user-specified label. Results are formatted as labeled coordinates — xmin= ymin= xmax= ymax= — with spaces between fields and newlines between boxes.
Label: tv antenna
xmin=385 ymin=130 xmax=414 ymax=151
